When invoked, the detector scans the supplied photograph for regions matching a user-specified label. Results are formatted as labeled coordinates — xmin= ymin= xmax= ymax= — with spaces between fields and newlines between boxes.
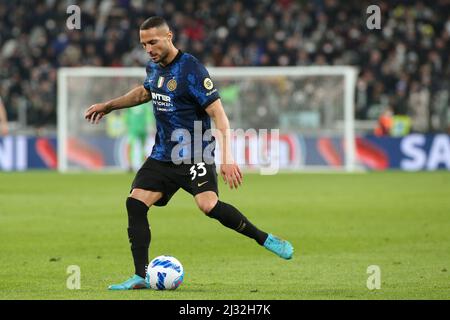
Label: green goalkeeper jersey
xmin=124 ymin=102 xmax=154 ymax=137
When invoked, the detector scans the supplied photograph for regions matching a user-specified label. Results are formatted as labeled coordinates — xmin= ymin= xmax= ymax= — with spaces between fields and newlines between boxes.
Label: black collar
xmin=159 ymin=49 xmax=182 ymax=68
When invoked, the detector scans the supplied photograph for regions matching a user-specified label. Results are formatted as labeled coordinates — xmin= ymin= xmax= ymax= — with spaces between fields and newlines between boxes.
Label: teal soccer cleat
xmin=263 ymin=234 xmax=294 ymax=260
xmin=108 ymin=275 xmax=148 ymax=290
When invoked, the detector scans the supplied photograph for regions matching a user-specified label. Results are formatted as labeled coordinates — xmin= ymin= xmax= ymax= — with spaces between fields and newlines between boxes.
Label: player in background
xmin=84 ymin=16 xmax=294 ymax=290
xmin=0 ymin=97 xmax=9 ymax=136
xmin=124 ymin=102 xmax=154 ymax=171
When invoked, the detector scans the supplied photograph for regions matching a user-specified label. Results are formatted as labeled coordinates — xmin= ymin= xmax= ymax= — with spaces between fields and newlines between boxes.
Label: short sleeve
xmin=187 ymin=61 xmax=220 ymax=109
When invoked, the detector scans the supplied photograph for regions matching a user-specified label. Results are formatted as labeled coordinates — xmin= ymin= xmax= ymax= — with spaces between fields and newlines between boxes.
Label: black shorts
xmin=131 ymin=157 xmax=219 ymax=206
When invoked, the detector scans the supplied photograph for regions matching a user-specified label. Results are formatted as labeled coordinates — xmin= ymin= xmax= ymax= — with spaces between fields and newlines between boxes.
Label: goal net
xmin=57 ymin=66 xmax=357 ymax=172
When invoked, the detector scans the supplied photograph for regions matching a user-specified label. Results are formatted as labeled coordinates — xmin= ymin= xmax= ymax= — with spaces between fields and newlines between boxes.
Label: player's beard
xmin=156 ymin=47 xmax=170 ymax=66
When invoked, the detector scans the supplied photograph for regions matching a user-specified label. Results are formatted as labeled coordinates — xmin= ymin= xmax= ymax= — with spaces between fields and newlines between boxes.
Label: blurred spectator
xmin=374 ymin=106 xmax=393 ymax=136
xmin=0 ymin=0 xmax=449 ymax=131
xmin=408 ymin=81 xmax=430 ymax=132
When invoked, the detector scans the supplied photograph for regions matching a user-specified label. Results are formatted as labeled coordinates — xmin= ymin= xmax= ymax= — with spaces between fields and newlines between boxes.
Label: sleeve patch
xmin=203 ymin=78 xmax=214 ymax=90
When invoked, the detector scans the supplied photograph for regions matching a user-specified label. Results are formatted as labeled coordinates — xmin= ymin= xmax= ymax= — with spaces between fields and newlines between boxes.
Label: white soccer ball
xmin=146 ymin=255 xmax=184 ymax=290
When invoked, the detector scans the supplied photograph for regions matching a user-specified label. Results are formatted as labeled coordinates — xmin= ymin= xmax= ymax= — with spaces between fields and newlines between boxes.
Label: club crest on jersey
xmin=167 ymin=79 xmax=177 ymax=91
xmin=157 ymin=76 xmax=165 ymax=88
xmin=203 ymin=78 xmax=214 ymax=90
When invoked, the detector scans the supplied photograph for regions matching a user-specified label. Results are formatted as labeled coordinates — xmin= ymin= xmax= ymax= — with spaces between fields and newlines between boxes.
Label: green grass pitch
xmin=0 ymin=171 xmax=449 ymax=300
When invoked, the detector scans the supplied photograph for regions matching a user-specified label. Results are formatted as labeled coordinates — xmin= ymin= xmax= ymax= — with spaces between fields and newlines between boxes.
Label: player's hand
xmin=220 ymin=162 xmax=243 ymax=189
xmin=84 ymin=103 xmax=110 ymax=124
xmin=1 ymin=124 xmax=8 ymax=136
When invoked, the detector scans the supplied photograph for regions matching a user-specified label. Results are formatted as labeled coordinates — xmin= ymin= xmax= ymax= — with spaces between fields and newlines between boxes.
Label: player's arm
xmin=205 ymin=99 xmax=243 ymax=189
xmin=0 ymin=98 xmax=9 ymax=136
xmin=84 ymin=85 xmax=151 ymax=124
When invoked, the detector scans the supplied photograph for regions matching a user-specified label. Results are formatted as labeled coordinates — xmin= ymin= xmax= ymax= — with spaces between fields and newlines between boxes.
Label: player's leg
xmin=127 ymin=189 xmax=162 ymax=277
xmin=109 ymin=158 xmax=178 ymax=290
xmin=109 ymin=189 xmax=162 ymax=291
xmin=127 ymin=134 xmax=143 ymax=172
xmin=187 ymin=162 xmax=293 ymax=259
xmin=195 ymin=191 xmax=267 ymax=244
xmin=195 ymin=191 xmax=293 ymax=259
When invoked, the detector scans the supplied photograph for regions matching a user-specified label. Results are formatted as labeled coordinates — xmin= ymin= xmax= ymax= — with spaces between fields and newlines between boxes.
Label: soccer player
xmin=84 ymin=16 xmax=294 ymax=290
xmin=124 ymin=102 xmax=154 ymax=171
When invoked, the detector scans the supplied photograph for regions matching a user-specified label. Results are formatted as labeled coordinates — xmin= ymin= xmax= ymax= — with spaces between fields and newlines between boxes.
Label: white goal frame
xmin=57 ymin=66 xmax=358 ymax=172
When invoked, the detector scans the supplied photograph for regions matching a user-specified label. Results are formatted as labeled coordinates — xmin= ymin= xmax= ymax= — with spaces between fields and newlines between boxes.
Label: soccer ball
xmin=146 ymin=255 xmax=184 ymax=290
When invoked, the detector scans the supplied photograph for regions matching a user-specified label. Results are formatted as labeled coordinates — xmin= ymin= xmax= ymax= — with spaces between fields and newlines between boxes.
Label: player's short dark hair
xmin=140 ymin=16 xmax=169 ymax=30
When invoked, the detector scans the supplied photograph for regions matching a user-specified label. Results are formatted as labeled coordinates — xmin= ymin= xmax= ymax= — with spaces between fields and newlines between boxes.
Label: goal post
xmin=57 ymin=66 xmax=358 ymax=172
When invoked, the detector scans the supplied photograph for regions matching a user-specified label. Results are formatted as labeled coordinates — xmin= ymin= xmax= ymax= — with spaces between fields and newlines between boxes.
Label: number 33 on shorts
xmin=189 ymin=162 xmax=207 ymax=180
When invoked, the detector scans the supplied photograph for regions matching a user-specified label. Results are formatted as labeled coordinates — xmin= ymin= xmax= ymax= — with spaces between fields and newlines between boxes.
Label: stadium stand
xmin=0 ymin=0 xmax=449 ymax=133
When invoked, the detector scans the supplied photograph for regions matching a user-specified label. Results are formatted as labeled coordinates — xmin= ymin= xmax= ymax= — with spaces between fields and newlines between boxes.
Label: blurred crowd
xmin=0 ymin=0 xmax=449 ymax=133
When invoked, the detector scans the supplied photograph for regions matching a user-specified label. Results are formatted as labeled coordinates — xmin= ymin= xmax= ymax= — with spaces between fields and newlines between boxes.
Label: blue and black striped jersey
xmin=143 ymin=50 xmax=220 ymax=163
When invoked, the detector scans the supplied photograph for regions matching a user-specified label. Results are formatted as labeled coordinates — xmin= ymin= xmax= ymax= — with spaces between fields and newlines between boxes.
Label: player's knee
xmin=129 ymin=188 xmax=162 ymax=207
xmin=197 ymin=199 xmax=217 ymax=215
xmin=126 ymin=196 xmax=146 ymax=211
xmin=195 ymin=192 xmax=218 ymax=215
